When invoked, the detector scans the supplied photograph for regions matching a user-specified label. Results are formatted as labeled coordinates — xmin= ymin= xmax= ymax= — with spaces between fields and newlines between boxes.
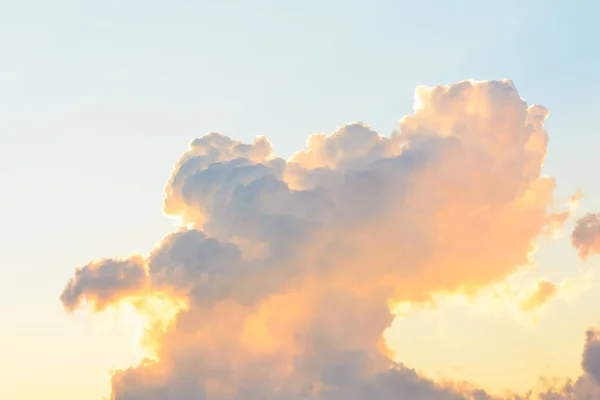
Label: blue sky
xmin=1 ymin=1 xmax=600 ymax=398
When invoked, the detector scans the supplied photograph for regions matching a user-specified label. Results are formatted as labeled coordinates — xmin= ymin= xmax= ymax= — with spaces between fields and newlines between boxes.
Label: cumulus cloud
xmin=520 ymin=280 xmax=558 ymax=312
xmin=572 ymin=213 xmax=600 ymax=259
xmin=61 ymin=80 xmax=587 ymax=399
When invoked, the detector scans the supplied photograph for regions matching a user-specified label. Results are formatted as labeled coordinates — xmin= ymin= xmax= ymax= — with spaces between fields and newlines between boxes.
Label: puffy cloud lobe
xmin=146 ymin=228 xmax=243 ymax=295
xmin=571 ymin=213 xmax=600 ymax=259
xmin=163 ymin=133 xmax=275 ymax=227
xmin=289 ymin=122 xmax=402 ymax=170
xmin=520 ymin=280 xmax=557 ymax=312
xmin=60 ymin=255 xmax=147 ymax=312
xmin=61 ymin=80 xmax=585 ymax=399
xmin=583 ymin=329 xmax=600 ymax=385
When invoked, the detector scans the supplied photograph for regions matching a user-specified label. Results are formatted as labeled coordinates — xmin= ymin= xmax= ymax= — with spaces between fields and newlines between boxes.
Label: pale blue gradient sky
xmin=1 ymin=1 xmax=600 ymax=398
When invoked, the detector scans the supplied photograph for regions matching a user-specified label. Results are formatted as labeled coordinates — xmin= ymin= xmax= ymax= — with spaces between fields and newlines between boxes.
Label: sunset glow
xmin=3 ymin=3 xmax=599 ymax=400
xmin=57 ymin=80 xmax=600 ymax=399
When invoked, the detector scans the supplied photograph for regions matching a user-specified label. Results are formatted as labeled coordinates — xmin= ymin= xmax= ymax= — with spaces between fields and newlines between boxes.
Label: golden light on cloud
xmin=76 ymin=292 xmax=188 ymax=367
xmin=61 ymin=80 xmax=600 ymax=400
xmin=127 ymin=293 xmax=189 ymax=361
xmin=519 ymin=280 xmax=557 ymax=312
xmin=569 ymin=189 xmax=583 ymax=213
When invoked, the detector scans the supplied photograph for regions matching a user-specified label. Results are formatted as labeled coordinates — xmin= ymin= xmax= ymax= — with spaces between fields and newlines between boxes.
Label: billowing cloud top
xmin=61 ymin=80 xmax=597 ymax=399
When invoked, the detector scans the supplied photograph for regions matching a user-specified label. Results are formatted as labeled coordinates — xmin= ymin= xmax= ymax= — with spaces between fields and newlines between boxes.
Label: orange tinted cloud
xmin=60 ymin=80 xmax=590 ymax=399
xmin=520 ymin=280 xmax=558 ymax=312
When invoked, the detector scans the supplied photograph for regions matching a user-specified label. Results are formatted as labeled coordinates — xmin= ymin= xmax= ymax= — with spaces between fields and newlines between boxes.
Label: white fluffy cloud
xmin=61 ymin=80 xmax=595 ymax=399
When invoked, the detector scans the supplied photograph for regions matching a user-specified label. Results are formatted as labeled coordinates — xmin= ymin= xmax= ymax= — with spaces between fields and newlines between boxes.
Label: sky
xmin=2 ymin=1 xmax=600 ymax=399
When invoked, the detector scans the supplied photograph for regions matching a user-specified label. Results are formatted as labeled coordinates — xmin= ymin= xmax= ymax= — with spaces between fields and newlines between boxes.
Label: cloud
xmin=60 ymin=255 xmax=148 ymax=312
xmin=572 ymin=213 xmax=600 ymax=259
xmin=61 ymin=80 xmax=586 ymax=399
xmin=520 ymin=280 xmax=558 ymax=312
xmin=533 ymin=330 xmax=600 ymax=399
xmin=583 ymin=329 xmax=600 ymax=385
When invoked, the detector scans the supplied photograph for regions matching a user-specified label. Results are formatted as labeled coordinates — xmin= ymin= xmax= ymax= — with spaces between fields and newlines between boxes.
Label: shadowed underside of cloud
xmin=60 ymin=255 xmax=147 ymax=312
xmin=61 ymin=80 xmax=596 ymax=399
xmin=572 ymin=213 xmax=600 ymax=260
